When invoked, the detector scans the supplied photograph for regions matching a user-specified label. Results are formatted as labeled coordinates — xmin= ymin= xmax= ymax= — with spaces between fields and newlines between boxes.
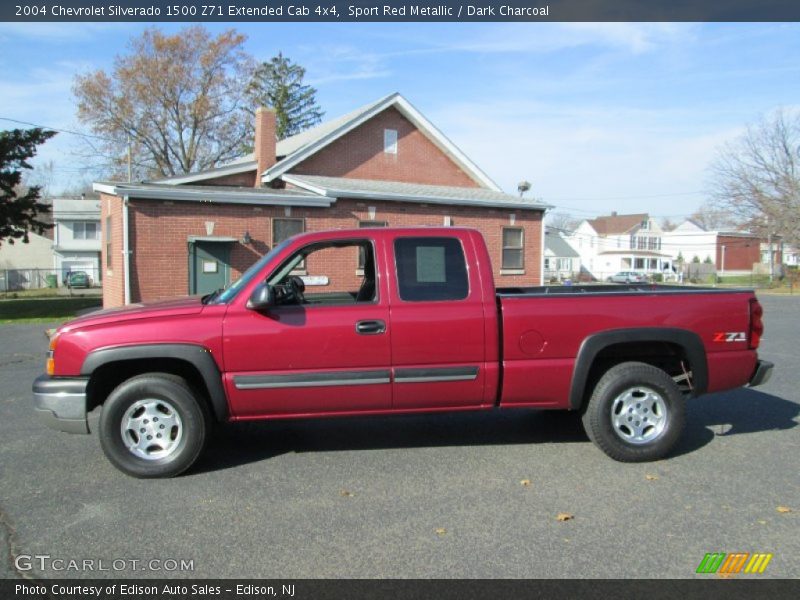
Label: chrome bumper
xmin=32 ymin=375 xmax=96 ymax=434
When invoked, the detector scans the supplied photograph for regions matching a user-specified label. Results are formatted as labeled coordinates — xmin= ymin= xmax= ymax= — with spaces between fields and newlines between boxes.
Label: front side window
xmin=394 ymin=237 xmax=468 ymax=302
xmin=358 ymin=220 xmax=387 ymax=269
xmin=268 ymin=239 xmax=378 ymax=306
xmin=502 ymin=227 xmax=524 ymax=270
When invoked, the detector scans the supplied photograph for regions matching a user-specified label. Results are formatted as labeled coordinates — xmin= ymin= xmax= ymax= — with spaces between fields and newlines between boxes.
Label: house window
xmin=273 ymin=218 xmax=305 ymax=269
xmin=105 ymin=216 xmax=112 ymax=268
xmin=74 ymin=221 xmax=99 ymax=240
xmin=273 ymin=218 xmax=304 ymax=244
xmin=634 ymin=258 xmax=645 ymax=269
xmin=502 ymin=227 xmax=524 ymax=270
xmin=358 ymin=220 xmax=387 ymax=270
xmin=384 ymin=129 xmax=398 ymax=154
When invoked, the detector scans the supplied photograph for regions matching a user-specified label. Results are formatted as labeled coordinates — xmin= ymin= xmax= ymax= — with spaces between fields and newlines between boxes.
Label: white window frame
xmin=384 ymin=129 xmax=398 ymax=155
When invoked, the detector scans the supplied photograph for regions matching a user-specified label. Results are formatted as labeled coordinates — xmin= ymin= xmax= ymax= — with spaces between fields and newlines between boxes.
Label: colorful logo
xmin=696 ymin=552 xmax=773 ymax=575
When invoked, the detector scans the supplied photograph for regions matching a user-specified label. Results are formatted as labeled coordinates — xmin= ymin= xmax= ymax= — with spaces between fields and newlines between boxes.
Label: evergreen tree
xmin=245 ymin=53 xmax=324 ymax=139
xmin=0 ymin=128 xmax=56 ymax=246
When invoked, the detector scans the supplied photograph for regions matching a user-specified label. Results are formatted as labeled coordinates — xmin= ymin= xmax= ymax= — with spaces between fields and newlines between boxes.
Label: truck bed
xmin=495 ymin=284 xmax=758 ymax=410
xmin=496 ymin=284 xmax=750 ymax=297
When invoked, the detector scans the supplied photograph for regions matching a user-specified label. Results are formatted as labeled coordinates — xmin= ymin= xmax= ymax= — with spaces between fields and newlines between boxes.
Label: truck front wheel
xmin=98 ymin=373 xmax=209 ymax=478
xmin=582 ymin=362 xmax=685 ymax=462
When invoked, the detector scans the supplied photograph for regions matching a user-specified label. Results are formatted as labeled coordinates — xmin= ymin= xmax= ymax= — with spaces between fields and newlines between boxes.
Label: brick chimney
xmin=254 ymin=107 xmax=276 ymax=187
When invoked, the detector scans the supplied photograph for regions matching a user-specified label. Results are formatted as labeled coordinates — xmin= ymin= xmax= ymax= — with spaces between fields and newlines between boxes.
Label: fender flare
xmin=81 ymin=344 xmax=228 ymax=422
xmin=568 ymin=328 xmax=708 ymax=410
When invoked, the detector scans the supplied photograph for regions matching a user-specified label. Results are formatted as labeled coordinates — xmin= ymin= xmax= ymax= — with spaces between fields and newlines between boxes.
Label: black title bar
xmin=4 ymin=579 xmax=800 ymax=600
xmin=3 ymin=0 xmax=800 ymax=22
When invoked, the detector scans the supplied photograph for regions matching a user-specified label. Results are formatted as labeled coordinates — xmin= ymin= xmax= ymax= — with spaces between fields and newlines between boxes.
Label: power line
xmin=547 ymin=190 xmax=704 ymax=202
xmin=0 ymin=117 xmax=114 ymax=142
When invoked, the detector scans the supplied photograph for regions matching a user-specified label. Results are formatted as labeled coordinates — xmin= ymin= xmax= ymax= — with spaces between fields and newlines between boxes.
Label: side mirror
xmin=247 ymin=282 xmax=274 ymax=311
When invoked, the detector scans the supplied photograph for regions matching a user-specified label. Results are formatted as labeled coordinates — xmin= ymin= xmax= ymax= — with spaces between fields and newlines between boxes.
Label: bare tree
xmin=688 ymin=201 xmax=738 ymax=232
xmin=547 ymin=211 xmax=581 ymax=234
xmin=73 ymin=26 xmax=254 ymax=180
xmin=707 ymin=109 xmax=800 ymax=245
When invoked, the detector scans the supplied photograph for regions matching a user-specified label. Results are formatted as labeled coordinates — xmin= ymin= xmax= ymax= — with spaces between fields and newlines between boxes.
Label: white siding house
xmin=567 ymin=213 xmax=673 ymax=281
xmin=52 ymin=197 xmax=102 ymax=285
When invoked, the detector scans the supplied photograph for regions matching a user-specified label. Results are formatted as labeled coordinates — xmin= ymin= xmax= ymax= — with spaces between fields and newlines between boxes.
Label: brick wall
xmin=716 ymin=235 xmax=760 ymax=271
xmin=291 ymin=108 xmax=481 ymax=188
xmin=109 ymin=198 xmax=542 ymax=306
xmin=100 ymin=193 xmax=125 ymax=307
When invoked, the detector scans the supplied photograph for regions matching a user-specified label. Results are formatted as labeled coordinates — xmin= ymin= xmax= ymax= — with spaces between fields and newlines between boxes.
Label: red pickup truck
xmin=33 ymin=227 xmax=773 ymax=477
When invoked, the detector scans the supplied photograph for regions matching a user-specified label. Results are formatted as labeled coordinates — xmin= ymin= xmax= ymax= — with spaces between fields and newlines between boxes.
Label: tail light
xmin=749 ymin=298 xmax=764 ymax=349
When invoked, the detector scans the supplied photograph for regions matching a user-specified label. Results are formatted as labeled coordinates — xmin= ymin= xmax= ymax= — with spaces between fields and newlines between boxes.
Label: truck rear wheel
xmin=582 ymin=362 xmax=685 ymax=462
xmin=98 ymin=373 xmax=209 ymax=478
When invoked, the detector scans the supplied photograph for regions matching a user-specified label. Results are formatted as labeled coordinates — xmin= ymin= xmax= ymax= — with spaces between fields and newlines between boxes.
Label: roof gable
xmin=588 ymin=213 xmax=649 ymax=236
xmin=263 ymin=93 xmax=501 ymax=191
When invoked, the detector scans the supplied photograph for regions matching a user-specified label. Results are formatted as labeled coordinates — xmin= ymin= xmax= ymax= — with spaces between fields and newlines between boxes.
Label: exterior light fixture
xmin=241 ymin=231 xmax=252 ymax=245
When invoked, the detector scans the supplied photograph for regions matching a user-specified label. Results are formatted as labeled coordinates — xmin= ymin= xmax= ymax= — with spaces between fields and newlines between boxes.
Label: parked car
xmin=608 ymin=271 xmax=649 ymax=284
xmin=33 ymin=227 xmax=772 ymax=478
xmin=64 ymin=271 xmax=93 ymax=289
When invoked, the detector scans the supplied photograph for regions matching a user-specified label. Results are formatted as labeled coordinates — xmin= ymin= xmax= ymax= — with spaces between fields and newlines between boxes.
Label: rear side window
xmin=394 ymin=237 xmax=469 ymax=301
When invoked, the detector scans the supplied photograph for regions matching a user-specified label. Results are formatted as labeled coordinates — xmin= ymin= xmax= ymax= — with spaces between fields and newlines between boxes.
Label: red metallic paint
xmin=49 ymin=227 xmax=763 ymax=421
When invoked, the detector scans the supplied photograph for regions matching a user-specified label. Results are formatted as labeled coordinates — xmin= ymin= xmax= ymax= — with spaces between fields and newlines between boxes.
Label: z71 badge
xmin=713 ymin=332 xmax=747 ymax=343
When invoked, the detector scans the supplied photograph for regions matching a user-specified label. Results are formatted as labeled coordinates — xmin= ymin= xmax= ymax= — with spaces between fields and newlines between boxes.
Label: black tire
xmin=99 ymin=373 xmax=209 ymax=478
xmin=581 ymin=362 xmax=685 ymax=462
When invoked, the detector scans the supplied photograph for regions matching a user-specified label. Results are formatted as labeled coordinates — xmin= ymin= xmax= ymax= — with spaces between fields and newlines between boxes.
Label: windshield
xmin=209 ymin=239 xmax=293 ymax=304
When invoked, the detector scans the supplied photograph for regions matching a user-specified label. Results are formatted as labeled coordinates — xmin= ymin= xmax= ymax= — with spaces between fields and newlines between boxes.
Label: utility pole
xmin=767 ymin=216 xmax=774 ymax=284
xmin=127 ymin=133 xmax=132 ymax=183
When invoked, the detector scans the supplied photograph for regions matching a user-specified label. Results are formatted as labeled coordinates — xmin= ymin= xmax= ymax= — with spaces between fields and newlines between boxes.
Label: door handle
xmin=356 ymin=320 xmax=386 ymax=335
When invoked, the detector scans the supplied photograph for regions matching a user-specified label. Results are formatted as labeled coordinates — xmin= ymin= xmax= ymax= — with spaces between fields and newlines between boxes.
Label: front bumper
xmin=32 ymin=375 xmax=97 ymax=434
xmin=748 ymin=360 xmax=774 ymax=388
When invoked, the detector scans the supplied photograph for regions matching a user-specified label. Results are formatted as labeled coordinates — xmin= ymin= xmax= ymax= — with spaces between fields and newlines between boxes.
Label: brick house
xmin=94 ymin=93 xmax=548 ymax=307
xmin=664 ymin=220 xmax=761 ymax=276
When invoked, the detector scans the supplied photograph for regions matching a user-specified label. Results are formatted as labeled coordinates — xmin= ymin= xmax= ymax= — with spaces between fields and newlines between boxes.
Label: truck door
xmin=388 ymin=234 xmax=487 ymax=409
xmin=222 ymin=237 xmax=392 ymax=418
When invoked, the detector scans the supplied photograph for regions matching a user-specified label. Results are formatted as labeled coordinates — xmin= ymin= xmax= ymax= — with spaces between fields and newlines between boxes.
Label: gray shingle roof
xmin=284 ymin=175 xmax=550 ymax=211
xmin=545 ymin=228 xmax=580 ymax=258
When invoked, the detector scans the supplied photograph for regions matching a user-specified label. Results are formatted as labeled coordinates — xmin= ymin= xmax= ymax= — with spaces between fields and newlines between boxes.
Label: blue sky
xmin=1 ymin=22 xmax=798 ymax=221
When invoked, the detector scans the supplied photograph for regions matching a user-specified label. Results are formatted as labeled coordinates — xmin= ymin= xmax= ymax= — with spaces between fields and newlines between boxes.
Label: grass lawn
xmin=0 ymin=297 xmax=102 ymax=324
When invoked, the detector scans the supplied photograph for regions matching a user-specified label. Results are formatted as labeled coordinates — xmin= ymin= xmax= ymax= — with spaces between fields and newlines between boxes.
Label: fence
xmin=0 ymin=267 xmax=103 ymax=292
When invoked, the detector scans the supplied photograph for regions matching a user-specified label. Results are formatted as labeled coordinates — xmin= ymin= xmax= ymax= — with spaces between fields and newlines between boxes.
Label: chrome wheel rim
xmin=610 ymin=386 xmax=668 ymax=445
xmin=120 ymin=399 xmax=183 ymax=460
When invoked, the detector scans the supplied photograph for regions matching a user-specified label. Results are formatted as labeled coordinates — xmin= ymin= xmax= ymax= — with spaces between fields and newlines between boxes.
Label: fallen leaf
xmin=520 ymin=479 xmax=532 ymax=487
xmin=776 ymin=506 xmax=791 ymax=514
xmin=556 ymin=512 xmax=574 ymax=522
xmin=645 ymin=474 xmax=658 ymax=481
xmin=757 ymin=520 xmax=767 ymax=525
xmin=435 ymin=528 xmax=447 ymax=536
xmin=340 ymin=489 xmax=355 ymax=497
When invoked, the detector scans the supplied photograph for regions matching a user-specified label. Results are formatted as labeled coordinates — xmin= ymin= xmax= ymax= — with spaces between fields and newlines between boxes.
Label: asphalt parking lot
xmin=1 ymin=295 xmax=798 ymax=579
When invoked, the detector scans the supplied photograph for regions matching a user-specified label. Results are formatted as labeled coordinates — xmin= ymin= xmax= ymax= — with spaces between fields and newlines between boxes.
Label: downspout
xmin=539 ymin=210 xmax=547 ymax=286
xmin=122 ymin=195 xmax=131 ymax=305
